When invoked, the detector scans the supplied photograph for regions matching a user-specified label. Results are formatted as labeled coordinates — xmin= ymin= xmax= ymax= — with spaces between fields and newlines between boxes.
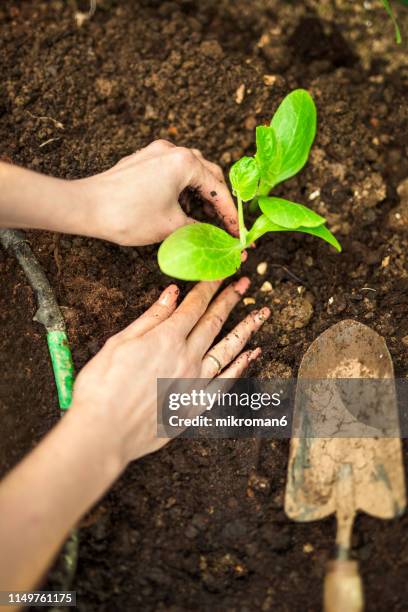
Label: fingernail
xmin=249 ymin=348 xmax=262 ymax=362
xmin=159 ymin=284 xmax=179 ymax=306
xmin=257 ymin=307 xmax=271 ymax=322
xmin=234 ymin=276 xmax=250 ymax=295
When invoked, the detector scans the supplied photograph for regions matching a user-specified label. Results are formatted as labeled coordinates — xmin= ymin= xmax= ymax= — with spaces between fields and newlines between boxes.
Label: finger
xmin=191 ymin=149 xmax=225 ymax=183
xmin=114 ymin=285 xmax=179 ymax=340
xmin=166 ymin=205 xmax=197 ymax=233
xmin=168 ymin=280 xmax=222 ymax=336
xmin=200 ymin=307 xmax=270 ymax=377
xmin=201 ymin=159 xmax=225 ymax=184
xmin=217 ymin=348 xmax=261 ymax=379
xmin=203 ymin=202 xmax=216 ymax=218
xmin=158 ymin=206 xmax=197 ymax=241
xmin=202 ymin=348 xmax=261 ymax=408
xmin=187 ymin=277 xmax=250 ymax=355
xmin=189 ymin=161 xmax=239 ymax=237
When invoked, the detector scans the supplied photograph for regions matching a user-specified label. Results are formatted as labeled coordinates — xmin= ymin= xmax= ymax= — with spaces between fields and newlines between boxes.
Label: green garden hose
xmin=47 ymin=330 xmax=74 ymax=411
xmin=0 ymin=229 xmax=77 ymax=603
xmin=0 ymin=229 xmax=74 ymax=411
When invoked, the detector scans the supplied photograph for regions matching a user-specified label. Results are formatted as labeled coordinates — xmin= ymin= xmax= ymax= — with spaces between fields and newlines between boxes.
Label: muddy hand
xmin=72 ymin=277 xmax=269 ymax=465
xmin=73 ymin=139 xmax=239 ymax=246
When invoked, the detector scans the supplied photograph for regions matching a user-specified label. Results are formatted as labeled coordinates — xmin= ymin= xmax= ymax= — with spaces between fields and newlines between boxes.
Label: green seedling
xmin=380 ymin=0 xmax=402 ymax=43
xmin=158 ymin=89 xmax=341 ymax=282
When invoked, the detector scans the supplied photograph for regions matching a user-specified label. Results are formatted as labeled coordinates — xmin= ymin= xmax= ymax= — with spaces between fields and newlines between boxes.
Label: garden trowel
xmin=285 ymin=319 xmax=406 ymax=612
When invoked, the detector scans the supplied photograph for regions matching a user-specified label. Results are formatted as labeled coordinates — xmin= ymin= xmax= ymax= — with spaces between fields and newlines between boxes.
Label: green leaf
xmin=270 ymin=89 xmax=317 ymax=186
xmin=158 ymin=223 xmax=242 ymax=281
xmin=255 ymin=126 xmax=279 ymax=185
xmin=380 ymin=0 xmax=402 ymax=43
xmin=246 ymin=214 xmax=341 ymax=252
xmin=246 ymin=214 xmax=283 ymax=244
xmin=299 ymin=224 xmax=342 ymax=252
xmin=259 ymin=196 xmax=326 ymax=229
xmin=229 ymin=156 xmax=260 ymax=201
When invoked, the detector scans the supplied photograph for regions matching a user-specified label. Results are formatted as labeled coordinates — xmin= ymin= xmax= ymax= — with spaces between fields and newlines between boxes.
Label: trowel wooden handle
xmin=324 ymin=560 xmax=363 ymax=612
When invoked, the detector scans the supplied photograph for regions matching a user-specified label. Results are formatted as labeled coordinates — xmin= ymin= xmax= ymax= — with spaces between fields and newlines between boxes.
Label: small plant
xmin=381 ymin=0 xmax=406 ymax=45
xmin=158 ymin=89 xmax=341 ymax=282
xmin=380 ymin=0 xmax=402 ymax=43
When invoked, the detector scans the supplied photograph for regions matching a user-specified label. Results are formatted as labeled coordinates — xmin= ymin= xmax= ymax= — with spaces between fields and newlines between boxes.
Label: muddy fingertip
xmin=249 ymin=347 xmax=262 ymax=362
xmin=234 ymin=276 xmax=250 ymax=295
xmin=159 ymin=284 xmax=180 ymax=306
xmin=257 ymin=307 xmax=271 ymax=322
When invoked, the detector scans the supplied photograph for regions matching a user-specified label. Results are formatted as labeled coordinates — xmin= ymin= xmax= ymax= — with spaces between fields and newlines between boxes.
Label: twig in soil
xmin=252 ymin=437 xmax=263 ymax=471
xmin=0 ymin=230 xmax=65 ymax=330
xmin=247 ymin=438 xmax=271 ymax=495
xmin=88 ymin=0 xmax=97 ymax=17
xmin=27 ymin=111 xmax=64 ymax=130
xmin=51 ymin=233 xmax=63 ymax=279
xmin=269 ymin=264 xmax=308 ymax=287
xmin=247 ymin=437 xmax=264 ymax=479
xmin=39 ymin=137 xmax=62 ymax=149
xmin=49 ymin=531 xmax=79 ymax=612
xmin=74 ymin=0 xmax=97 ymax=27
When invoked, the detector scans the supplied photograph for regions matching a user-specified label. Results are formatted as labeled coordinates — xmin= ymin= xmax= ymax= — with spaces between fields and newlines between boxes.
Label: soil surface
xmin=1 ymin=1 xmax=408 ymax=610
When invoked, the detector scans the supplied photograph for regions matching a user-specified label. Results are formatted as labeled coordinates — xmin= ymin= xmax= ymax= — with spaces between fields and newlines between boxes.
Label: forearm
xmin=0 ymin=161 xmax=91 ymax=236
xmin=0 ymin=405 xmax=124 ymax=591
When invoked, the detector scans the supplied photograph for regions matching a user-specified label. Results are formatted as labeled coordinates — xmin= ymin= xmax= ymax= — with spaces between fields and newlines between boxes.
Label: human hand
xmin=71 ymin=278 xmax=269 ymax=466
xmin=74 ymin=140 xmax=238 ymax=246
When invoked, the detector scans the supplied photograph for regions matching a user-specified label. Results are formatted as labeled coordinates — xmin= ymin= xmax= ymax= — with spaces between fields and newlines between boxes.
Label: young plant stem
xmin=249 ymin=179 xmax=274 ymax=214
xmin=258 ymin=178 xmax=272 ymax=197
xmin=237 ymin=195 xmax=247 ymax=248
xmin=248 ymin=197 xmax=260 ymax=215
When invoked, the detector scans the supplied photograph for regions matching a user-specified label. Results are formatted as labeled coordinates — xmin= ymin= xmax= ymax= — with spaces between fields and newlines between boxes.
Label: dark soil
xmin=1 ymin=0 xmax=408 ymax=610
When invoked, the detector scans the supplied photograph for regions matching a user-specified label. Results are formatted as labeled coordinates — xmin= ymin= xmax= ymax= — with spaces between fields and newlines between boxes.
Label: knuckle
xmin=184 ymin=292 xmax=203 ymax=313
xmin=156 ymin=301 xmax=171 ymax=314
xmin=172 ymin=147 xmax=193 ymax=167
xmin=115 ymin=153 xmax=134 ymax=166
xmin=154 ymin=302 xmax=173 ymax=320
xmin=224 ymin=346 xmax=236 ymax=362
xmin=200 ymin=280 xmax=220 ymax=298
xmin=248 ymin=311 xmax=260 ymax=325
xmin=237 ymin=323 xmax=252 ymax=342
xmin=104 ymin=335 xmax=120 ymax=350
xmin=154 ymin=138 xmax=173 ymax=148
xmin=161 ymin=319 xmax=183 ymax=343
xmin=211 ymin=162 xmax=224 ymax=176
xmin=207 ymin=313 xmax=224 ymax=335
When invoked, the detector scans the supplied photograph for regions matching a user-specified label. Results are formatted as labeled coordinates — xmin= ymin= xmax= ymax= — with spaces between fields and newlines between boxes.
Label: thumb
xmin=168 ymin=206 xmax=199 ymax=232
xmin=188 ymin=161 xmax=239 ymax=237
